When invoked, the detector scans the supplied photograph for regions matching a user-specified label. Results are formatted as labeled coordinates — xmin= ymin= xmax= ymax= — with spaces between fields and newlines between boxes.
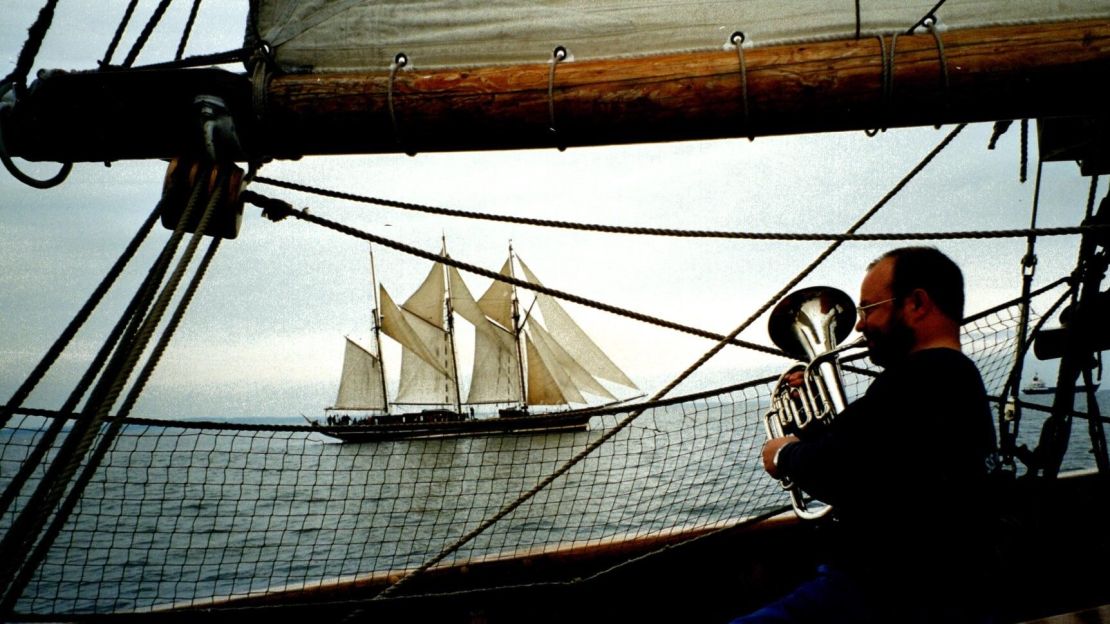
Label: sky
xmin=1 ymin=2 xmax=1105 ymax=420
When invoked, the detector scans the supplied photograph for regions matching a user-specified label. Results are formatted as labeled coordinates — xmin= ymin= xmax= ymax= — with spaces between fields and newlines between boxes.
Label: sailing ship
xmin=310 ymin=244 xmax=639 ymax=441
xmin=2 ymin=1 xmax=1110 ymax=623
xmin=1022 ymin=372 xmax=1101 ymax=395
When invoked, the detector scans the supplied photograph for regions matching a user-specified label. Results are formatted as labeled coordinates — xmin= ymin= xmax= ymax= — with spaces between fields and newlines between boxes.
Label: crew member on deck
xmin=730 ymin=246 xmax=998 ymax=624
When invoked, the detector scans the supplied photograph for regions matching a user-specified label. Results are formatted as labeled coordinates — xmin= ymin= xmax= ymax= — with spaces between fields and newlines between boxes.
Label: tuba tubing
xmin=763 ymin=286 xmax=864 ymax=520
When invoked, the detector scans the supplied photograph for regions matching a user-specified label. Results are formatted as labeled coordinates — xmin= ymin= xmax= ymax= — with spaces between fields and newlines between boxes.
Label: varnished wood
xmin=6 ymin=20 xmax=1110 ymax=162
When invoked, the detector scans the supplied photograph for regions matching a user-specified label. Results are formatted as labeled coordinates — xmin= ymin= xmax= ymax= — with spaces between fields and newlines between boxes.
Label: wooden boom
xmin=5 ymin=19 xmax=1109 ymax=163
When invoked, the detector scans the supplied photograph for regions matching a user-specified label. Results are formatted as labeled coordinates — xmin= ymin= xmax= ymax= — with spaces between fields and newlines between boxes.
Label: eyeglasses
xmin=857 ymin=297 xmax=896 ymax=320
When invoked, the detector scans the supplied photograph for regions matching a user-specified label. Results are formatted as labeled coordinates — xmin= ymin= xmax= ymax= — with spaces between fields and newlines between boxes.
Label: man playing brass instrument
xmin=731 ymin=247 xmax=998 ymax=623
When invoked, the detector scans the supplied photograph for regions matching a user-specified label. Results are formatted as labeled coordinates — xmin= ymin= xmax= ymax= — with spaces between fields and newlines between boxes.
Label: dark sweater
xmin=777 ymin=348 xmax=998 ymax=607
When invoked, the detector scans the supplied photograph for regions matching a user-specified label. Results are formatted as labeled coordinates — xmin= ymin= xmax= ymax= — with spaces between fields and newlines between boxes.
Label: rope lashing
xmin=731 ymin=31 xmax=753 ymax=141
xmin=387 ymin=53 xmax=416 ymax=157
xmin=0 ymin=78 xmax=71 ymax=189
xmin=549 ymin=46 xmax=568 ymax=151
xmin=924 ymin=15 xmax=950 ymax=126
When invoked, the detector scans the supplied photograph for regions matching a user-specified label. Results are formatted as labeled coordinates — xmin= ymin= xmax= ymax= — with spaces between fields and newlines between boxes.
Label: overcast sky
xmin=2 ymin=2 xmax=1103 ymax=419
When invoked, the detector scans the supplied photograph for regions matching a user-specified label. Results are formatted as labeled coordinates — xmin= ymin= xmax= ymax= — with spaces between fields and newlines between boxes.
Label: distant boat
xmin=308 ymin=242 xmax=639 ymax=442
xmin=1022 ymin=373 xmax=1100 ymax=395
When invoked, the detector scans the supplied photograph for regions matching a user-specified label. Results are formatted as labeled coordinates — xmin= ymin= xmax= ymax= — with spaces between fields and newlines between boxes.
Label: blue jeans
xmin=729 ymin=564 xmax=995 ymax=624
xmin=728 ymin=565 xmax=882 ymax=624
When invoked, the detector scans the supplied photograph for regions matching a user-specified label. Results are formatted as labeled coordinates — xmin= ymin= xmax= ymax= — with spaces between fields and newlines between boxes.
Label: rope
xmin=0 ymin=205 xmax=159 ymax=430
xmin=101 ymin=0 xmax=140 ymax=68
xmin=244 ymin=190 xmax=788 ymax=359
xmin=0 ymin=79 xmax=72 ymax=189
xmin=250 ymin=178 xmax=1107 ymax=243
xmin=549 ymin=46 xmax=568 ymax=151
xmin=731 ymin=32 xmax=752 ymax=140
xmin=114 ymin=47 xmax=252 ymax=71
xmin=121 ymin=0 xmax=174 ymax=68
xmin=365 ymin=123 xmax=968 ymax=604
xmin=1020 ymin=119 xmax=1029 ymax=183
xmin=1 ymin=226 xmax=224 ymax=612
xmin=907 ymin=2 xmax=949 ymax=35
xmin=175 ymin=0 xmax=203 ymax=61
xmin=1003 ymin=158 xmax=1044 ymax=455
xmin=0 ymin=172 xmax=214 ymax=610
xmin=387 ymin=53 xmax=415 ymax=157
xmin=963 ymin=274 xmax=1069 ymax=325
xmin=2 ymin=0 xmax=59 ymax=93
xmin=0 ymin=370 xmax=781 ymax=436
xmin=925 ymin=17 xmax=950 ymax=124
xmin=0 ymin=207 xmax=169 ymax=523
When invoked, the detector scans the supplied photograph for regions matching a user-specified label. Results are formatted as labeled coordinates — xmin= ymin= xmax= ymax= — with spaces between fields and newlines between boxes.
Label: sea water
xmin=1 ymin=390 xmax=1105 ymax=614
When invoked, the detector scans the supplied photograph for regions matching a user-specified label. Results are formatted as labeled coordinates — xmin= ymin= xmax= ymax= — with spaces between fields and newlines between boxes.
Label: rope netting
xmin=0 ymin=290 xmax=1058 ymax=616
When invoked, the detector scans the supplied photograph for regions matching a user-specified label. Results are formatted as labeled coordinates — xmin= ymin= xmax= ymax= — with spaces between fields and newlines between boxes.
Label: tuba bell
xmin=764 ymin=286 xmax=865 ymax=520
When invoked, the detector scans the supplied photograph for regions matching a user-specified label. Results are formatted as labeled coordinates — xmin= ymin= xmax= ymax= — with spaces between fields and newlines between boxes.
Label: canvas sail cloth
xmin=332 ymin=337 xmax=386 ymax=410
xmin=257 ymin=0 xmax=1110 ymax=73
xmin=472 ymin=254 xmax=638 ymax=406
xmin=379 ymin=275 xmax=459 ymax=406
xmin=448 ymin=265 xmax=522 ymax=405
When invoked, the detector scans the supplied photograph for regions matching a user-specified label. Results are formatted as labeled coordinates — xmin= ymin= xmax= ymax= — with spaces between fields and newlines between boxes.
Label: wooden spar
xmin=5 ymin=19 xmax=1110 ymax=163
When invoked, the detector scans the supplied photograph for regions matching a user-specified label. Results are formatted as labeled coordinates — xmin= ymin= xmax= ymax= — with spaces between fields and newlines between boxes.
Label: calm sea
xmin=1 ymin=389 xmax=1105 ymax=614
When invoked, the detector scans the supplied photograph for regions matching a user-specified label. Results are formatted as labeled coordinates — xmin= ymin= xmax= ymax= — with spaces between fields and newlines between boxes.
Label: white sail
xmin=394 ymin=307 xmax=458 ymax=405
xmin=518 ymin=257 xmax=638 ymax=390
xmin=527 ymin=318 xmax=616 ymax=403
xmin=379 ymin=285 xmax=449 ymax=376
xmin=449 ymin=266 xmax=521 ymax=404
xmin=477 ymin=259 xmax=516 ymax=332
xmin=468 ymin=327 xmax=522 ymax=405
xmin=333 ymin=337 xmax=387 ymax=410
xmin=525 ymin=334 xmax=574 ymax=406
xmin=404 ymin=260 xmax=447 ymax=327
xmin=356 ymin=251 xmax=634 ymax=409
xmin=258 ymin=0 xmax=1110 ymax=73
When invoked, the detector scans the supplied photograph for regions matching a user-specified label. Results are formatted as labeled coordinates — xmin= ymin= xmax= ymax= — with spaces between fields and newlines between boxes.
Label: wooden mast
xmin=368 ymin=244 xmax=390 ymax=413
xmin=508 ymin=243 xmax=529 ymax=410
xmin=4 ymin=20 xmax=1110 ymax=163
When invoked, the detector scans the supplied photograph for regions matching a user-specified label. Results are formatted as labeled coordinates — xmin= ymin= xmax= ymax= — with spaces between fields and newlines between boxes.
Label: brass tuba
xmin=764 ymin=286 xmax=865 ymax=520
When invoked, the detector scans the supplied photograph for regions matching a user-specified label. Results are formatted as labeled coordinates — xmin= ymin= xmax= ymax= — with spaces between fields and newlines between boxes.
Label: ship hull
xmin=311 ymin=409 xmax=593 ymax=442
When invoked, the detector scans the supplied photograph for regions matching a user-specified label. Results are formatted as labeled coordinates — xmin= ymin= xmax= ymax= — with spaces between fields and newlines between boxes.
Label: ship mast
xmin=441 ymin=236 xmax=464 ymax=413
xmin=368 ymin=244 xmax=389 ymax=413
xmin=508 ymin=242 xmax=528 ymax=408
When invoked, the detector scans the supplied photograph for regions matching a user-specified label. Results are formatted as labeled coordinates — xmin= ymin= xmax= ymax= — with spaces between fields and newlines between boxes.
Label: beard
xmin=865 ymin=310 xmax=915 ymax=368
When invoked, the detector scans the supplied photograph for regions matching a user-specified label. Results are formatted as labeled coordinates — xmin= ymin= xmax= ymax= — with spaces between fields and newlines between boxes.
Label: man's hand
xmin=761 ymin=435 xmax=798 ymax=479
